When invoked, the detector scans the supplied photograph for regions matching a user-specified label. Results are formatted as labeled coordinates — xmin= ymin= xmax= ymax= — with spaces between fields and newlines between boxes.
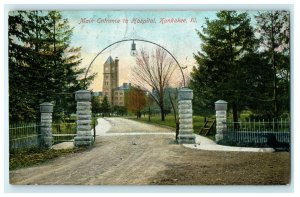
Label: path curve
xmin=96 ymin=117 xmax=174 ymax=136
xmin=10 ymin=118 xmax=177 ymax=185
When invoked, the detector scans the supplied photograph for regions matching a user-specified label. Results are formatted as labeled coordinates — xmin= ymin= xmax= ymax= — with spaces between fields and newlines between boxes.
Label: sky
xmin=61 ymin=10 xmax=217 ymax=91
xmin=60 ymin=10 xmax=260 ymax=91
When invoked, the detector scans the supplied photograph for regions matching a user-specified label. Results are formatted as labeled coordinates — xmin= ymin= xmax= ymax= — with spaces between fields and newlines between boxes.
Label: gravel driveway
xmin=10 ymin=118 xmax=176 ymax=185
xmin=9 ymin=118 xmax=290 ymax=185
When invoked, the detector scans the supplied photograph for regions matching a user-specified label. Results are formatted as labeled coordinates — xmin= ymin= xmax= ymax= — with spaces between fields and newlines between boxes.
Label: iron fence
xmin=9 ymin=123 xmax=41 ymax=150
xmin=52 ymin=122 xmax=77 ymax=144
xmin=10 ymin=120 xmax=96 ymax=149
xmin=224 ymin=119 xmax=290 ymax=147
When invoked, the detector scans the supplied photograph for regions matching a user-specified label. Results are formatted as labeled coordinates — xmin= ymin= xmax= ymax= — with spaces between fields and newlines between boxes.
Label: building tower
xmin=102 ymin=56 xmax=119 ymax=105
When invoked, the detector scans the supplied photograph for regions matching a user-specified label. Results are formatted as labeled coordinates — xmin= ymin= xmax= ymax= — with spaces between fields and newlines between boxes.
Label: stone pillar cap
xmin=40 ymin=102 xmax=53 ymax=106
xmin=215 ymin=100 xmax=228 ymax=111
xmin=178 ymin=88 xmax=193 ymax=100
xmin=178 ymin=87 xmax=193 ymax=92
xmin=40 ymin=102 xmax=53 ymax=113
xmin=215 ymin=100 xmax=228 ymax=104
xmin=75 ymin=90 xmax=92 ymax=101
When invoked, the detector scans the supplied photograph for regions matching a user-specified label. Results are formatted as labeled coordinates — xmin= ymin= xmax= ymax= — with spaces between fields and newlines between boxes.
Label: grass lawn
xmin=9 ymin=147 xmax=87 ymax=170
xmin=127 ymin=115 xmax=176 ymax=128
xmin=126 ymin=114 xmax=209 ymax=134
xmin=126 ymin=114 xmax=217 ymax=140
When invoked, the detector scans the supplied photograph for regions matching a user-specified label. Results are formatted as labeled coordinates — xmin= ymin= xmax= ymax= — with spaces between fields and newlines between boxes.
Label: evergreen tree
xmin=46 ymin=11 xmax=90 ymax=121
xmin=91 ymin=96 xmax=102 ymax=115
xmin=100 ymin=96 xmax=111 ymax=117
xmin=111 ymin=106 xmax=127 ymax=116
xmin=9 ymin=11 xmax=54 ymax=122
xmin=9 ymin=11 xmax=94 ymax=122
xmin=255 ymin=11 xmax=290 ymax=118
xmin=190 ymin=11 xmax=257 ymax=122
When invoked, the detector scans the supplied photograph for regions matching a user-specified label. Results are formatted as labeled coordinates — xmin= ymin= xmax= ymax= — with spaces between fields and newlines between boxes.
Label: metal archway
xmin=84 ymin=39 xmax=186 ymax=88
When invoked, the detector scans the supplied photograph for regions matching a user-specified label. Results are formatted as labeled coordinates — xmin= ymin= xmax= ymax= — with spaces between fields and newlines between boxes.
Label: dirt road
xmin=9 ymin=118 xmax=290 ymax=185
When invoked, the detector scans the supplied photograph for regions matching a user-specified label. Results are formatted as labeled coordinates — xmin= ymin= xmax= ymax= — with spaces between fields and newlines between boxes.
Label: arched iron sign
xmin=84 ymin=39 xmax=186 ymax=88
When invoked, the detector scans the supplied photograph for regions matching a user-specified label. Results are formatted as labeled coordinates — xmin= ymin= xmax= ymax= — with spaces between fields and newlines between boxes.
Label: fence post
xmin=215 ymin=100 xmax=228 ymax=143
xmin=40 ymin=102 xmax=53 ymax=148
xmin=178 ymin=88 xmax=195 ymax=144
xmin=74 ymin=90 xmax=93 ymax=147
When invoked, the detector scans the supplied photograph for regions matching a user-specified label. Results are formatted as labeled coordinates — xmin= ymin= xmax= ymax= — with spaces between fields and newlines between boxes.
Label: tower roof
xmin=104 ymin=56 xmax=114 ymax=65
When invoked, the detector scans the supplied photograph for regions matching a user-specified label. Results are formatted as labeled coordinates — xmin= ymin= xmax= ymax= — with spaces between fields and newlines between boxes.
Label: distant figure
xmin=265 ymin=133 xmax=277 ymax=148
xmin=263 ymin=133 xmax=290 ymax=151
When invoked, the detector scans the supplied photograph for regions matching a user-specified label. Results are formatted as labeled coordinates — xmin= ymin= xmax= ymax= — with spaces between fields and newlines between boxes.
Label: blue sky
xmin=61 ymin=10 xmax=257 ymax=91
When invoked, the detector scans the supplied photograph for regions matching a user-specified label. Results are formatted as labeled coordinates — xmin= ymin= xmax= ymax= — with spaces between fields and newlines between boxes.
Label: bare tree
xmin=131 ymin=47 xmax=177 ymax=121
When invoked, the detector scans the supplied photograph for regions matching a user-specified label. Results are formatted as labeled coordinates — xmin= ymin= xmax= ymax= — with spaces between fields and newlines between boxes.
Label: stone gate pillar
xmin=178 ymin=88 xmax=195 ymax=144
xmin=40 ymin=102 xmax=53 ymax=148
xmin=74 ymin=90 xmax=94 ymax=147
xmin=215 ymin=100 xmax=228 ymax=143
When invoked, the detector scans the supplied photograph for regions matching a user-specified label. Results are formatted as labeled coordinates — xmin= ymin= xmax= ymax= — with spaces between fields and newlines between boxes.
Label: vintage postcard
xmin=8 ymin=9 xmax=291 ymax=186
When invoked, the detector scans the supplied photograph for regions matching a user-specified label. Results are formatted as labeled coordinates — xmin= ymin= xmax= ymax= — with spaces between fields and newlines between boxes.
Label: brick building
xmin=100 ymin=56 xmax=130 ymax=107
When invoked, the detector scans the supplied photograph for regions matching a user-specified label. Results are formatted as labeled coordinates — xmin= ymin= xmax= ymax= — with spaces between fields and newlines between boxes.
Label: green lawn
xmin=52 ymin=116 xmax=99 ymax=135
xmin=126 ymin=114 xmax=208 ymax=134
xmin=126 ymin=114 xmax=218 ymax=141
xmin=127 ymin=115 xmax=176 ymax=128
xmin=9 ymin=147 xmax=87 ymax=170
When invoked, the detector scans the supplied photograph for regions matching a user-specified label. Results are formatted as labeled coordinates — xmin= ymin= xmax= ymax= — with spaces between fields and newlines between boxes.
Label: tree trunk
xmin=160 ymin=106 xmax=165 ymax=121
xmin=232 ymin=103 xmax=239 ymax=131
xmin=271 ymin=21 xmax=278 ymax=120
xmin=176 ymin=122 xmax=179 ymax=140
xmin=148 ymin=107 xmax=151 ymax=121
xmin=168 ymin=91 xmax=178 ymax=141
xmin=136 ymin=111 xmax=141 ymax=119
xmin=269 ymin=12 xmax=279 ymax=131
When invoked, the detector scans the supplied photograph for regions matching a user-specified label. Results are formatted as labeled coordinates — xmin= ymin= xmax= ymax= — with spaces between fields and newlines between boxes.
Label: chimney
xmin=115 ymin=57 xmax=119 ymax=87
xmin=115 ymin=57 xmax=119 ymax=64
